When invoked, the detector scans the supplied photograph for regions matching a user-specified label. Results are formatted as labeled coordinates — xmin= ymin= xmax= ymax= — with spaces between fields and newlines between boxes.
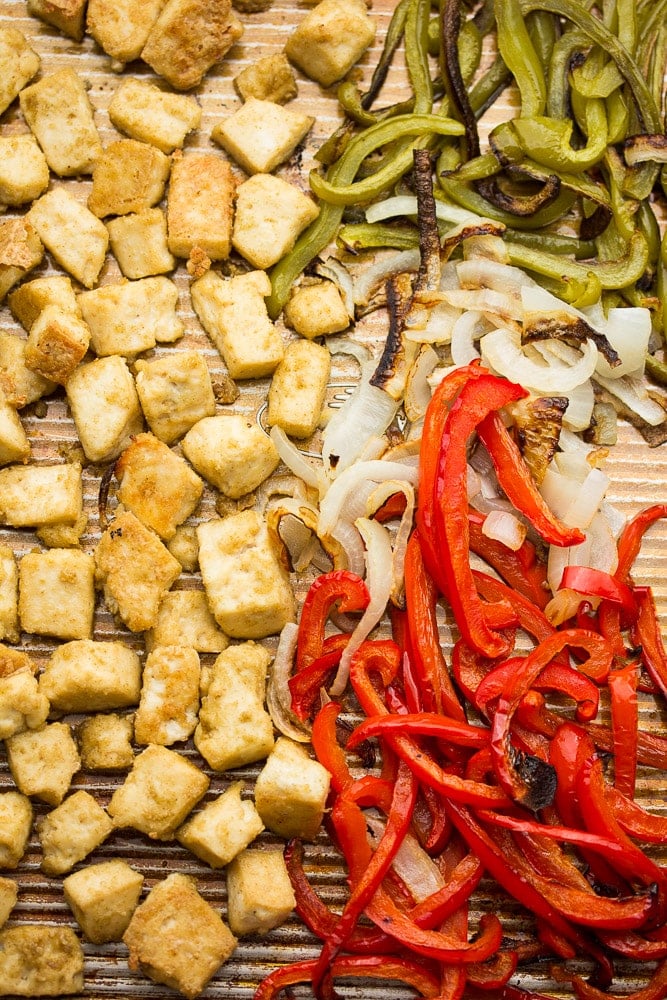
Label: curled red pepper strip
xmin=607 ymin=784 xmax=667 ymax=844
xmin=468 ymin=509 xmax=550 ymax=609
xmin=409 ymin=853 xmax=484 ymax=930
xmin=347 ymin=712 xmax=490 ymax=751
xmin=473 ymin=570 xmax=556 ymax=643
xmin=476 ymin=410 xmax=585 ymax=548
xmin=569 ymin=957 xmax=667 ymax=1000
xmin=465 ymin=948 xmax=518 ymax=990
xmin=475 ymin=657 xmax=600 ymax=723
xmin=253 ymin=954 xmax=443 ymax=1000
xmin=608 ymin=661 xmax=640 ymax=798
xmin=295 ymin=570 xmax=370 ymax=674
xmin=616 ymin=503 xmax=667 ymax=583
xmin=559 ymin=565 xmax=638 ymax=624
xmin=631 ymin=586 xmax=667 ymax=701
xmin=599 ymin=929 xmax=667 ymax=960
xmin=311 ymin=701 xmax=354 ymax=793
xmin=289 ymin=634 xmax=349 ymax=721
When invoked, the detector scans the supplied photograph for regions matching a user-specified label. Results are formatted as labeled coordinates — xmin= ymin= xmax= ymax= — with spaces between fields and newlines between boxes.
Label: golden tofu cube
xmin=88 ymin=139 xmax=171 ymax=219
xmin=0 ymin=26 xmax=40 ymax=117
xmin=0 ymin=548 xmax=19 ymax=643
xmin=0 ymin=218 xmax=44 ymax=302
xmin=65 ymin=356 xmax=144 ymax=463
xmin=86 ymin=0 xmax=167 ymax=65
xmin=108 ymin=745 xmax=209 ymax=839
xmin=35 ymin=511 xmax=88 ymax=550
xmin=77 ymin=713 xmax=134 ymax=772
xmin=146 ymin=590 xmax=228 ymax=653
xmin=6 ymin=722 xmax=80 ymax=806
xmin=233 ymin=53 xmax=297 ymax=104
xmin=39 ymin=639 xmax=142 ymax=713
xmin=141 ymin=0 xmax=244 ymax=91
xmin=78 ymin=277 xmax=182 ymax=357
xmin=0 ymin=393 xmax=30 ymax=467
xmin=94 ymin=511 xmax=182 ymax=633
xmin=212 ymin=98 xmax=313 ymax=175
xmin=254 ymin=737 xmax=330 ymax=840
xmin=0 ymin=332 xmax=55 ymax=409
xmin=232 ymin=173 xmax=319 ymax=270
xmin=284 ymin=280 xmax=350 ymax=338
xmin=191 ymin=269 xmax=284 ymax=380
xmin=0 ymin=926 xmax=83 ymax=997
xmin=18 ymin=548 xmax=95 ymax=641
xmin=0 ymin=646 xmax=49 ymax=741
xmin=115 ymin=432 xmax=203 ymax=540
xmin=181 ymin=414 xmax=279 ymax=499
xmin=194 ymin=642 xmax=274 ymax=770
xmin=19 ymin=67 xmax=102 ymax=177
xmin=134 ymin=646 xmax=201 ymax=746
xmin=63 ymin=860 xmax=144 ymax=944
xmin=0 ymin=791 xmax=32 ymax=870
xmin=176 ymin=781 xmax=263 ymax=868
xmin=28 ymin=0 xmax=87 ymax=40
xmin=0 ymin=135 xmax=49 ymax=210
xmin=267 ymin=338 xmax=331 ymax=439
xmin=29 ymin=187 xmax=109 ymax=289
xmin=197 ymin=511 xmax=296 ymax=639
xmin=226 ymin=848 xmax=296 ymax=936
xmin=8 ymin=275 xmax=80 ymax=333
xmin=0 ymin=877 xmax=17 ymax=929
xmin=134 ymin=350 xmax=216 ymax=444
xmin=108 ymin=77 xmax=202 ymax=154
xmin=0 ymin=462 xmax=82 ymax=528
xmin=167 ymin=151 xmax=234 ymax=261
xmin=24 ymin=304 xmax=91 ymax=384
xmin=107 ymin=208 xmax=175 ymax=280
xmin=285 ymin=0 xmax=376 ymax=88
xmin=38 ymin=790 xmax=113 ymax=876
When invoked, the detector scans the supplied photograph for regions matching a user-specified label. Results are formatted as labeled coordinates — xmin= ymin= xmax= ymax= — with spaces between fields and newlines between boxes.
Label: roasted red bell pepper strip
xmin=569 ymin=957 xmax=667 ymax=1000
xmin=289 ymin=634 xmax=349 ymax=721
xmin=347 ymin=712 xmax=490 ymax=751
xmin=295 ymin=570 xmax=369 ymax=674
xmin=559 ymin=565 xmax=638 ymax=624
xmin=465 ymin=948 xmax=518 ymax=990
xmin=311 ymin=700 xmax=354 ymax=793
xmin=631 ymin=586 xmax=667 ymax=700
xmin=616 ymin=503 xmax=667 ymax=582
xmin=608 ymin=661 xmax=639 ymax=798
xmin=468 ymin=510 xmax=550 ymax=609
xmin=475 ymin=657 xmax=600 ymax=722
xmin=253 ymin=954 xmax=443 ymax=1000
xmin=477 ymin=411 xmax=585 ymax=547
xmin=606 ymin=784 xmax=667 ymax=844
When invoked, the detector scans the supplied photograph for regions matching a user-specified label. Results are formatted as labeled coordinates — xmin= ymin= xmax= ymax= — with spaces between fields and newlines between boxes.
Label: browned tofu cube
xmin=88 ymin=139 xmax=171 ymax=219
xmin=0 ymin=218 xmax=44 ymax=303
xmin=0 ymin=27 xmax=40 ymax=117
xmin=24 ymin=304 xmax=91 ymax=384
xmin=167 ymin=151 xmax=234 ymax=261
xmin=19 ymin=67 xmax=102 ymax=177
xmin=28 ymin=0 xmax=87 ymax=40
xmin=0 ymin=926 xmax=84 ymax=996
xmin=87 ymin=0 xmax=167 ymax=65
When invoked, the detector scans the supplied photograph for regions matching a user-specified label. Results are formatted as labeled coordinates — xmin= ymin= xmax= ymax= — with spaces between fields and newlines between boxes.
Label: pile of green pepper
xmin=267 ymin=0 xmax=667 ymax=392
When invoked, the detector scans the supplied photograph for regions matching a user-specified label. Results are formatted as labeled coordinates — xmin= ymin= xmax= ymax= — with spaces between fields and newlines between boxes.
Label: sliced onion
xmin=366 ymin=479 xmax=416 ymax=607
xmin=319 ymin=460 xmax=419 ymax=538
xmin=365 ymin=813 xmax=445 ymax=902
xmin=456 ymin=257 xmax=536 ymax=296
xmin=365 ymin=194 xmax=477 ymax=227
xmin=266 ymin=623 xmax=312 ymax=742
xmin=560 ymin=379 xmax=595 ymax=432
xmin=481 ymin=509 xmax=527 ymax=551
xmin=593 ymin=307 xmax=651 ymax=379
xmin=450 ymin=310 xmax=485 ymax=366
xmin=321 ymin=375 xmax=399 ymax=478
xmin=404 ymin=345 xmax=438 ymax=421
xmin=481 ymin=327 xmax=598 ymax=393
xmin=406 ymin=299 xmax=461 ymax=344
xmin=593 ymin=372 xmax=667 ymax=426
xmin=329 ymin=517 xmax=394 ymax=696
xmin=270 ymin=425 xmax=328 ymax=496
xmin=564 ymin=467 xmax=610 ymax=529
xmin=330 ymin=519 xmax=367 ymax=576
xmin=544 ymin=587 xmax=585 ymax=626
xmin=315 ymin=257 xmax=356 ymax=319
xmin=441 ymin=288 xmax=524 ymax=324
xmin=352 ymin=249 xmax=420 ymax=308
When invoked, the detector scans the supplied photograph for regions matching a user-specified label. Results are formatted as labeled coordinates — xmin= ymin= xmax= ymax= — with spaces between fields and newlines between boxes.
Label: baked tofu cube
xmin=95 ymin=511 xmax=182 ymax=632
xmin=8 ymin=275 xmax=80 ymax=332
xmin=234 ymin=53 xmax=298 ymax=104
xmin=134 ymin=350 xmax=216 ymax=444
xmin=232 ymin=174 xmax=319 ymax=270
xmin=0 ymin=462 xmax=82 ymax=528
xmin=285 ymin=0 xmax=376 ymax=88
xmin=107 ymin=208 xmax=175 ymax=280
xmin=108 ymin=78 xmax=202 ymax=154
xmin=0 ymin=333 xmax=55 ymax=408
xmin=166 ymin=525 xmax=199 ymax=571
xmin=29 ymin=188 xmax=109 ymax=289
xmin=146 ymin=590 xmax=228 ymax=653
xmin=86 ymin=0 xmax=167 ymax=66
xmin=181 ymin=414 xmax=279 ymax=499
xmin=39 ymin=639 xmax=142 ymax=713
xmin=167 ymin=152 xmax=235 ymax=261
xmin=65 ymin=356 xmax=144 ymax=463
xmin=0 ymin=393 xmax=30 ymax=467
xmin=0 ymin=646 xmax=49 ymax=740
xmin=78 ymin=277 xmax=183 ymax=357
xmin=0 ymin=218 xmax=44 ymax=302
xmin=0 ymin=548 xmax=19 ymax=643
xmin=88 ymin=139 xmax=171 ymax=219
xmin=63 ymin=860 xmax=144 ymax=944
xmin=191 ymin=270 xmax=284 ymax=380
xmin=115 ymin=432 xmax=203 ymax=539
xmin=198 ymin=511 xmax=295 ymax=639
xmin=284 ymin=280 xmax=350 ymax=338
xmin=6 ymin=722 xmax=80 ymax=806
xmin=267 ymin=339 xmax=331 ymax=439
xmin=36 ymin=511 xmax=88 ymax=550
xmin=77 ymin=713 xmax=134 ymax=771
xmin=108 ymin=744 xmax=209 ymax=839
xmin=38 ymin=790 xmax=113 ymax=875
xmin=24 ymin=304 xmax=91 ymax=384
xmin=212 ymin=98 xmax=313 ymax=175
xmin=176 ymin=781 xmax=263 ymax=868
xmin=254 ymin=737 xmax=330 ymax=840
xmin=0 ymin=926 xmax=84 ymax=997
xmin=0 ymin=792 xmax=32 ymax=869
xmin=141 ymin=0 xmax=244 ymax=91
xmin=18 ymin=548 xmax=95 ymax=641
xmin=194 ymin=642 xmax=274 ymax=770
xmin=0 ymin=27 xmax=40 ymax=117
xmin=0 ymin=877 xmax=17 ymax=929
xmin=226 ymin=848 xmax=295 ymax=936
xmin=19 ymin=67 xmax=102 ymax=177
xmin=27 ymin=0 xmax=87 ymax=39
xmin=0 ymin=136 xmax=49 ymax=210
xmin=134 ymin=646 xmax=200 ymax=745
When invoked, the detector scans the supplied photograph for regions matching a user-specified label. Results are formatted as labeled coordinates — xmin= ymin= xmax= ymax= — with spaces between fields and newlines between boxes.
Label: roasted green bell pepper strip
xmin=337 ymin=221 xmax=421 ymax=252
xmin=437 ymin=175 xmax=576 ymax=230
xmin=509 ymin=99 xmax=609 ymax=173
xmin=495 ymin=0 xmax=547 ymax=118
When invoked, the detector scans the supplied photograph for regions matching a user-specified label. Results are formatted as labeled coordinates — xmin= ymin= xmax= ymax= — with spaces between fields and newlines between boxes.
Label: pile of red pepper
xmin=256 ymin=362 xmax=667 ymax=1000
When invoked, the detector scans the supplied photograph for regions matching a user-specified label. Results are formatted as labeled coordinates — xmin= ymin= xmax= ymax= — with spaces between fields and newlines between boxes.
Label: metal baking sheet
xmin=0 ymin=1 xmax=666 ymax=998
